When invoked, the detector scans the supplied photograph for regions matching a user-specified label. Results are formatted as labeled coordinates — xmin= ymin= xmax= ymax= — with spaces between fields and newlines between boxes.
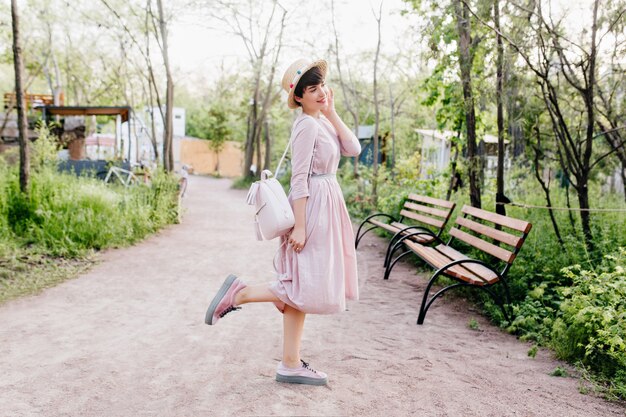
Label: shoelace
xmin=219 ymin=305 xmax=241 ymax=318
xmin=300 ymin=360 xmax=317 ymax=374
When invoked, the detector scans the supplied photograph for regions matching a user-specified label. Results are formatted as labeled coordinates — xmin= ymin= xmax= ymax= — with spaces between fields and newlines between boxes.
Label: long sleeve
xmin=289 ymin=117 xmax=318 ymax=200
xmin=320 ymin=115 xmax=361 ymax=157
xmin=338 ymin=129 xmax=361 ymax=157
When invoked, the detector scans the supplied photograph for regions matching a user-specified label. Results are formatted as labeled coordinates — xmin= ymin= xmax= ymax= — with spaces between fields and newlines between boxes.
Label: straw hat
xmin=281 ymin=58 xmax=328 ymax=109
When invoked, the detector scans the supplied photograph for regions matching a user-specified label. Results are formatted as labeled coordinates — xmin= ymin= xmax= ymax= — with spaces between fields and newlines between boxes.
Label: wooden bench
xmin=354 ymin=194 xmax=456 ymax=268
xmin=384 ymin=205 xmax=532 ymax=324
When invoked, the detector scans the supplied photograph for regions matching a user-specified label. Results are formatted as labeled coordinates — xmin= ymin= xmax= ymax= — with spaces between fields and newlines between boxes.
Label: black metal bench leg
xmin=483 ymin=284 xmax=511 ymax=323
xmin=354 ymin=220 xmax=369 ymax=249
xmin=417 ymin=270 xmax=450 ymax=324
xmin=384 ymin=238 xmax=407 ymax=268
xmin=354 ymin=224 xmax=377 ymax=249
xmin=384 ymin=250 xmax=412 ymax=280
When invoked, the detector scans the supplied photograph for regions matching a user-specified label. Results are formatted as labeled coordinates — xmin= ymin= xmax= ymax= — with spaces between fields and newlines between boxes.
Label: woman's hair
xmin=293 ymin=66 xmax=324 ymax=106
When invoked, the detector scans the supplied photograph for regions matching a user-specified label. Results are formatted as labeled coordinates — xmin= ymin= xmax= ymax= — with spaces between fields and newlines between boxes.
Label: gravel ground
xmin=0 ymin=175 xmax=624 ymax=417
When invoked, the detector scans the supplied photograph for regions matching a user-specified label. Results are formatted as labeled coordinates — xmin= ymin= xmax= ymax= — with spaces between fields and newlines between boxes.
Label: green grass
xmin=550 ymin=366 xmax=570 ymax=377
xmin=0 ymin=144 xmax=180 ymax=305
xmin=468 ymin=318 xmax=480 ymax=330
xmin=0 ymin=243 xmax=96 ymax=304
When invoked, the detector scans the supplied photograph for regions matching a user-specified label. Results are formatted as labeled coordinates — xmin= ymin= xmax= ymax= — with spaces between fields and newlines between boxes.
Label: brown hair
xmin=293 ymin=66 xmax=324 ymax=106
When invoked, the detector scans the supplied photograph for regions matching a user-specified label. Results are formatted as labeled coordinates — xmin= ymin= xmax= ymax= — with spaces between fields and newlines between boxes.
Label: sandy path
xmin=0 ymin=176 xmax=623 ymax=417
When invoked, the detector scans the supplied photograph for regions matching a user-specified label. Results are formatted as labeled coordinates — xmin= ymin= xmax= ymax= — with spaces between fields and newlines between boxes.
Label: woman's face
xmin=296 ymin=82 xmax=328 ymax=113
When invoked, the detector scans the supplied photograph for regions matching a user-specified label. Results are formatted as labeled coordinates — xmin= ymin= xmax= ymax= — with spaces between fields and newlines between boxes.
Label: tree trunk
xmin=576 ymin=0 xmax=600 ymax=252
xmin=446 ymin=141 xmax=460 ymax=201
xmin=255 ymin=115 xmax=262 ymax=174
xmin=263 ymin=119 xmax=271 ymax=171
xmin=244 ymin=103 xmax=254 ymax=177
xmin=577 ymin=178 xmax=593 ymax=251
xmin=372 ymin=1 xmax=383 ymax=206
xmin=455 ymin=0 xmax=480 ymax=208
xmin=145 ymin=2 xmax=160 ymax=163
xmin=330 ymin=0 xmax=361 ymax=179
xmin=157 ymin=0 xmax=174 ymax=172
xmin=11 ymin=0 xmax=30 ymax=193
xmin=389 ymin=84 xmax=396 ymax=175
xmin=494 ymin=0 xmax=506 ymax=216
xmin=622 ymin=160 xmax=626 ymax=203
xmin=532 ymin=124 xmax=563 ymax=245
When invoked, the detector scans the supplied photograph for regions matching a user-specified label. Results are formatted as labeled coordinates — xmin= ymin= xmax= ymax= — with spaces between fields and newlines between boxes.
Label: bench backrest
xmin=449 ymin=205 xmax=532 ymax=268
xmin=399 ymin=194 xmax=456 ymax=235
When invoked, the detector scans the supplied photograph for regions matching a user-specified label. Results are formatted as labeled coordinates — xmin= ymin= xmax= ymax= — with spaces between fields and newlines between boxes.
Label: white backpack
xmin=246 ymin=168 xmax=295 ymax=241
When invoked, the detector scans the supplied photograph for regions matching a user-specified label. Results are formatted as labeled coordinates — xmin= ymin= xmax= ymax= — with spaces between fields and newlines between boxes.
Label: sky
xmin=164 ymin=0 xmax=611 ymax=89
xmin=167 ymin=0 xmax=416 ymax=86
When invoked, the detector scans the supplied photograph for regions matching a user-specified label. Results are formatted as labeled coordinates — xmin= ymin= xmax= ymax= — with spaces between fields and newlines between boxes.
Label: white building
xmin=416 ymin=129 xmax=510 ymax=178
xmin=140 ymin=107 xmax=187 ymax=169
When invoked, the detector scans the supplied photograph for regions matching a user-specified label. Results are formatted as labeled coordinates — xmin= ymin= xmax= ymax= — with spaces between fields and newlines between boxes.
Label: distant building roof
xmin=358 ymin=125 xmax=375 ymax=140
xmin=415 ymin=128 xmax=508 ymax=144
xmin=40 ymin=106 xmax=132 ymax=123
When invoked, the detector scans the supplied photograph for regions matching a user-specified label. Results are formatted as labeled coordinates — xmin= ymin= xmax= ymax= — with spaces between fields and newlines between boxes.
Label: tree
xmin=454 ymin=0 xmax=481 ymax=208
xmin=187 ymin=105 xmax=231 ymax=173
xmin=330 ymin=0 xmax=361 ymax=177
xmin=155 ymin=0 xmax=174 ymax=171
xmin=493 ymin=0 xmax=506 ymax=216
xmin=406 ymin=0 xmax=490 ymax=208
xmin=465 ymin=0 xmax=625 ymax=251
xmin=372 ymin=1 xmax=384 ymax=205
xmin=203 ymin=0 xmax=286 ymax=179
xmin=11 ymin=0 xmax=29 ymax=193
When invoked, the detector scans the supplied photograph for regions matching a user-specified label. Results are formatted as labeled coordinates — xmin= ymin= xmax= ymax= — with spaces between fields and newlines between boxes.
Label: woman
xmin=205 ymin=58 xmax=361 ymax=386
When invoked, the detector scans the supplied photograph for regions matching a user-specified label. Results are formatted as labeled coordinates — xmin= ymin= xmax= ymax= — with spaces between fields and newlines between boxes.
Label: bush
xmin=551 ymin=250 xmax=626 ymax=398
xmin=1 ymin=165 xmax=179 ymax=257
xmin=343 ymin=162 xmax=626 ymax=398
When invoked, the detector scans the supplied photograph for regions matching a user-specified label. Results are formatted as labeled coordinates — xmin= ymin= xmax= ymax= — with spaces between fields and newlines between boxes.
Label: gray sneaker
xmin=275 ymin=360 xmax=328 ymax=386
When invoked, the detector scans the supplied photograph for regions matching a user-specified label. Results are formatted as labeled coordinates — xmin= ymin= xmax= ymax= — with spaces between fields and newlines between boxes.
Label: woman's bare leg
xmin=234 ymin=283 xmax=280 ymax=305
xmin=233 ymin=284 xmax=305 ymax=368
xmin=282 ymin=304 xmax=306 ymax=368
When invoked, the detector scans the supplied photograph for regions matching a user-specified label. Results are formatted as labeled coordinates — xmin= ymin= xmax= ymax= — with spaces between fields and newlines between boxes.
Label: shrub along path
xmin=0 ymin=176 xmax=623 ymax=416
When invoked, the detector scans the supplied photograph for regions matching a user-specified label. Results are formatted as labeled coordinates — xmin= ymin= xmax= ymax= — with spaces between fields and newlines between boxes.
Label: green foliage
xmin=232 ymin=175 xmax=256 ymax=190
xmin=528 ymin=345 xmax=538 ymax=358
xmin=468 ymin=318 xmax=479 ymax=330
xmin=187 ymin=105 xmax=232 ymax=154
xmin=0 ymin=165 xmax=179 ymax=257
xmin=550 ymin=251 xmax=626 ymax=393
xmin=344 ymin=160 xmax=626 ymax=398
xmin=31 ymin=123 xmax=61 ymax=171
xmin=550 ymin=366 xmax=569 ymax=377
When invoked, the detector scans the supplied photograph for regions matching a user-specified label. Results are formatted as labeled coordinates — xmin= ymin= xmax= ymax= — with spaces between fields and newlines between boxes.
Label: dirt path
xmin=0 ymin=176 xmax=623 ymax=417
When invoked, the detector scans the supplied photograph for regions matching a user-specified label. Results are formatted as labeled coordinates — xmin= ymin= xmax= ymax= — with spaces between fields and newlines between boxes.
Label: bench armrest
xmin=435 ymin=258 xmax=504 ymax=285
xmin=361 ymin=213 xmax=397 ymax=224
xmin=396 ymin=229 xmax=445 ymax=247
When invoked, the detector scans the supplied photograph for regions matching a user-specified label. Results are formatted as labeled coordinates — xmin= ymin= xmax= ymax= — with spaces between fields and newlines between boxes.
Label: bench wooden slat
xmin=462 ymin=205 xmax=532 ymax=233
xmin=404 ymin=202 xmax=450 ymax=219
xmin=408 ymin=193 xmax=455 ymax=209
xmin=435 ymin=244 xmax=499 ymax=284
xmin=455 ymin=217 xmax=523 ymax=248
xmin=369 ymin=220 xmax=434 ymax=243
xmin=449 ymin=227 xmax=516 ymax=263
xmin=400 ymin=210 xmax=444 ymax=228
xmin=391 ymin=222 xmax=436 ymax=244
xmin=406 ymin=242 xmax=495 ymax=285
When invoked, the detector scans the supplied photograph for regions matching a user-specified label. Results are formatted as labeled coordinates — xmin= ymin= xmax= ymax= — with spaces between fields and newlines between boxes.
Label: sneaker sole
xmin=275 ymin=373 xmax=328 ymax=386
xmin=205 ymin=274 xmax=238 ymax=325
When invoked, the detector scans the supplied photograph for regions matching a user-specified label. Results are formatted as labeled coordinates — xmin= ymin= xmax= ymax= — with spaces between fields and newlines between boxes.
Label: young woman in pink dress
xmin=205 ymin=58 xmax=361 ymax=386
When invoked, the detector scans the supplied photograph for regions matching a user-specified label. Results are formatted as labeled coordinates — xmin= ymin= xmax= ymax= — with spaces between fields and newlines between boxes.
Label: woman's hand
xmin=320 ymin=86 xmax=336 ymax=118
xmin=288 ymin=227 xmax=306 ymax=253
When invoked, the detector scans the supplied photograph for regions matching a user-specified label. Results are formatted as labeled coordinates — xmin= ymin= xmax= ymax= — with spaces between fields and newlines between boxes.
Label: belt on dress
xmin=310 ymin=173 xmax=336 ymax=179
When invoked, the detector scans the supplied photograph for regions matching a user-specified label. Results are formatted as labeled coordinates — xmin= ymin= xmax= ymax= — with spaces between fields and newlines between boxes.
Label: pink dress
xmin=269 ymin=113 xmax=361 ymax=314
